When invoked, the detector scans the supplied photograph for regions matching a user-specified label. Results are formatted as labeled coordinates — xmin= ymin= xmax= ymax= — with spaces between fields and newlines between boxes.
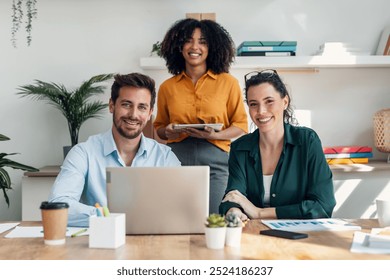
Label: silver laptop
xmin=106 ymin=166 xmax=209 ymax=235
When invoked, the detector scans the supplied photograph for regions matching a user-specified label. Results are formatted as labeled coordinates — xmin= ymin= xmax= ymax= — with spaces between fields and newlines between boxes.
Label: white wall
xmin=1 ymin=0 xmax=389 ymax=221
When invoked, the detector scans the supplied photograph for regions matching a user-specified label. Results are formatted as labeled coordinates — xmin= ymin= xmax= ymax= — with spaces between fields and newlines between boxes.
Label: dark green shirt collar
xmin=234 ymin=123 xmax=302 ymax=155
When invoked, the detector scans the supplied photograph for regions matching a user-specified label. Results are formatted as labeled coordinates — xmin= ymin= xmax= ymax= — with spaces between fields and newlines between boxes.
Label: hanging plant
xmin=11 ymin=0 xmax=38 ymax=48
xmin=11 ymin=0 xmax=23 ymax=48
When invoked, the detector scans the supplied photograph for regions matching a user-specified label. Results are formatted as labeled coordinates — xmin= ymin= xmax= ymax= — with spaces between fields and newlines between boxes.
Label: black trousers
xmin=168 ymin=138 xmax=229 ymax=215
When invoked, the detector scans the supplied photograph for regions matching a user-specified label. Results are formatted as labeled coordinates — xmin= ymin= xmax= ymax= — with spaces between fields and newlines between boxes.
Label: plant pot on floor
xmin=63 ymin=146 xmax=72 ymax=159
xmin=205 ymin=226 xmax=226 ymax=250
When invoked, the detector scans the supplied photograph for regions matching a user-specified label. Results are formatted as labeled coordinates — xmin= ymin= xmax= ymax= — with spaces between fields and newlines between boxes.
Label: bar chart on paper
xmin=262 ymin=218 xmax=361 ymax=231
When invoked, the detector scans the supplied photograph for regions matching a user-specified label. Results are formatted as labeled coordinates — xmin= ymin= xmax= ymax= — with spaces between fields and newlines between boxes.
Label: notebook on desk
xmin=106 ymin=166 xmax=209 ymax=235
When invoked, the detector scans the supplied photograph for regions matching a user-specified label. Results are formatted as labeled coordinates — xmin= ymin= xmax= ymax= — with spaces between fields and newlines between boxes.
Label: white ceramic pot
xmin=205 ymin=227 xmax=226 ymax=249
xmin=225 ymin=226 xmax=242 ymax=247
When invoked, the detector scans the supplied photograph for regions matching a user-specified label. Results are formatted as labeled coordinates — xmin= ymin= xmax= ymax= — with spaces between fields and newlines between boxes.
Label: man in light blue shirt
xmin=49 ymin=73 xmax=181 ymax=227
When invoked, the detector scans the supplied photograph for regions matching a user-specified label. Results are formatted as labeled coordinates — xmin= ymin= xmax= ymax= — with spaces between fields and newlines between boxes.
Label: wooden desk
xmin=1 ymin=219 xmax=389 ymax=260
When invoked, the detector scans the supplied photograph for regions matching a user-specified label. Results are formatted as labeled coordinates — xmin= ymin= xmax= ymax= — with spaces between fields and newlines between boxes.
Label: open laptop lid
xmin=106 ymin=166 xmax=210 ymax=235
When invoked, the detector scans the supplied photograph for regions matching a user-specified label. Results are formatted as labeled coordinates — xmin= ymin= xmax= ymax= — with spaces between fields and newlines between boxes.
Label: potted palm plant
xmin=0 ymin=133 xmax=38 ymax=207
xmin=16 ymin=73 xmax=113 ymax=157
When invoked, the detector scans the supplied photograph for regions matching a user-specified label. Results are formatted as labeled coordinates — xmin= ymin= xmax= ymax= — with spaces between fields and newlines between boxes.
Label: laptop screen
xmin=106 ymin=166 xmax=210 ymax=234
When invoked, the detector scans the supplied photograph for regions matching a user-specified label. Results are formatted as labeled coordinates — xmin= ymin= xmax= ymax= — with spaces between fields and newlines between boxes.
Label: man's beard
xmin=113 ymin=113 xmax=144 ymax=140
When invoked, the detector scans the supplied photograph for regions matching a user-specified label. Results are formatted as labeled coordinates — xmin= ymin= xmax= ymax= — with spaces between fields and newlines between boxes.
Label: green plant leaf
xmin=0 ymin=157 xmax=39 ymax=172
xmin=0 ymin=168 xmax=12 ymax=207
xmin=0 ymin=156 xmax=38 ymax=207
xmin=0 ymin=152 xmax=18 ymax=162
xmin=151 ymin=41 xmax=162 ymax=57
xmin=0 ymin=132 xmax=38 ymax=207
xmin=0 ymin=134 xmax=11 ymax=141
xmin=0 ymin=168 xmax=11 ymax=189
xmin=206 ymin=213 xmax=227 ymax=227
xmin=11 ymin=0 xmax=37 ymax=48
xmin=16 ymin=73 xmax=114 ymax=146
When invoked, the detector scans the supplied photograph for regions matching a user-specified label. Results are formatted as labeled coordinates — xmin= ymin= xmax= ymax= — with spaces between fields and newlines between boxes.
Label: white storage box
xmin=89 ymin=213 xmax=126 ymax=249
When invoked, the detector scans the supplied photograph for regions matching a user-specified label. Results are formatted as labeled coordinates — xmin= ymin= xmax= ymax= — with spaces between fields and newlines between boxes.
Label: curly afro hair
xmin=160 ymin=18 xmax=235 ymax=75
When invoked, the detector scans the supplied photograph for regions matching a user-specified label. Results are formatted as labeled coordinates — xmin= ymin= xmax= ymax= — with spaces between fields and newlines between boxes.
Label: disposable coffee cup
xmin=40 ymin=201 xmax=69 ymax=245
xmin=376 ymin=199 xmax=390 ymax=228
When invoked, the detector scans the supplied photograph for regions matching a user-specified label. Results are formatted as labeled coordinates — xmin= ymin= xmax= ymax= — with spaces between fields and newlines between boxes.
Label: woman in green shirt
xmin=220 ymin=70 xmax=335 ymax=221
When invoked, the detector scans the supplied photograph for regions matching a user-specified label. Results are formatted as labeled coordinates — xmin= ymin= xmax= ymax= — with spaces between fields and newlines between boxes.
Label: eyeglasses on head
xmin=244 ymin=69 xmax=279 ymax=83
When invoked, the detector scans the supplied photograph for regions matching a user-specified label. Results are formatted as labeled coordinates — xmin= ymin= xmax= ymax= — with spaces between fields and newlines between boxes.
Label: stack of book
xmin=323 ymin=146 xmax=373 ymax=164
xmin=237 ymin=41 xmax=297 ymax=57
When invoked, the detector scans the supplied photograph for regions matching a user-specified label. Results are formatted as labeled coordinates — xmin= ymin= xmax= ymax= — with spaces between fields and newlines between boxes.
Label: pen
xmin=103 ymin=206 xmax=110 ymax=217
xmin=71 ymin=228 xmax=87 ymax=238
xmin=95 ymin=202 xmax=103 ymax=217
xmin=96 ymin=208 xmax=102 ymax=216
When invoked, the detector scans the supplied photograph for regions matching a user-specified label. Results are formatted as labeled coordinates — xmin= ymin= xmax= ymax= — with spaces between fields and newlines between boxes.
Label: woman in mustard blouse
xmin=220 ymin=70 xmax=335 ymax=220
xmin=154 ymin=18 xmax=248 ymax=214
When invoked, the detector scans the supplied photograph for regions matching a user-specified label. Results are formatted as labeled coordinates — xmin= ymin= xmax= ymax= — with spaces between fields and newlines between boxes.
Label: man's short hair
xmin=111 ymin=73 xmax=156 ymax=108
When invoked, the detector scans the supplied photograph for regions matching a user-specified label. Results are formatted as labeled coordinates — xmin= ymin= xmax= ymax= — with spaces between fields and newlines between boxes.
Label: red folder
xmin=323 ymin=146 xmax=372 ymax=154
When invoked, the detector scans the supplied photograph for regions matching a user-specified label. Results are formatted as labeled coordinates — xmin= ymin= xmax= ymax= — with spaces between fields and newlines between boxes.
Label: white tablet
xmin=172 ymin=123 xmax=224 ymax=132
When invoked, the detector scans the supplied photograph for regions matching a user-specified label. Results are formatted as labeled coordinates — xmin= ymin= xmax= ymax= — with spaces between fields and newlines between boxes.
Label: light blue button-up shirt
xmin=49 ymin=130 xmax=181 ymax=227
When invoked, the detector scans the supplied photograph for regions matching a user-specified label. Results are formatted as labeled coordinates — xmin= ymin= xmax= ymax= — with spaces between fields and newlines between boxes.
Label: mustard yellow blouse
xmin=154 ymin=70 xmax=248 ymax=152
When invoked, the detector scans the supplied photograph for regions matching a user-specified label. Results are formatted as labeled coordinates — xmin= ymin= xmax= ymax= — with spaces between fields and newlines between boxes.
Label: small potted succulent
xmin=204 ymin=213 xmax=227 ymax=249
xmin=225 ymin=212 xmax=243 ymax=247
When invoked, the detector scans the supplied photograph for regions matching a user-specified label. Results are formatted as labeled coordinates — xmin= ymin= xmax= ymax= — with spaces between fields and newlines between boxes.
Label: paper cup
xmin=40 ymin=201 xmax=69 ymax=245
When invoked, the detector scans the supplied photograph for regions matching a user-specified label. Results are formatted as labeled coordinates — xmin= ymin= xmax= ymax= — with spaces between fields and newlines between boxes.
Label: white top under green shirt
xmin=263 ymin=175 xmax=273 ymax=207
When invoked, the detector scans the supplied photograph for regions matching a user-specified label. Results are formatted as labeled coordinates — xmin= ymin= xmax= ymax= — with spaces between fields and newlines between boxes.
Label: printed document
xmin=262 ymin=218 xmax=361 ymax=231
xmin=351 ymin=228 xmax=390 ymax=254
xmin=0 ymin=223 xmax=19 ymax=234
xmin=4 ymin=226 xmax=89 ymax=238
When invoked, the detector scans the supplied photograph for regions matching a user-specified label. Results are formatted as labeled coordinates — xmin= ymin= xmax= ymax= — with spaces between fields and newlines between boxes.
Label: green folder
xmin=237 ymin=41 xmax=297 ymax=49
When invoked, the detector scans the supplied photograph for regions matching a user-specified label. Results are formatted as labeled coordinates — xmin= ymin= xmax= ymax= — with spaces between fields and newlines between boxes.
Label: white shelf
xmin=140 ymin=56 xmax=390 ymax=70
xmin=140 ymin=57 xmax=166 ymax=70
xmin=330 ymin=160 xmax=390 ymax=173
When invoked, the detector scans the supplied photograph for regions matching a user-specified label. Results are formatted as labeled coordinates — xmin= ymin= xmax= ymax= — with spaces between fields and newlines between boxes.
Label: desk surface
xmin=1 ymin=219 xmax=389 ymax=260
xmin=24 ymin=165 xmax=60 ymax=177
